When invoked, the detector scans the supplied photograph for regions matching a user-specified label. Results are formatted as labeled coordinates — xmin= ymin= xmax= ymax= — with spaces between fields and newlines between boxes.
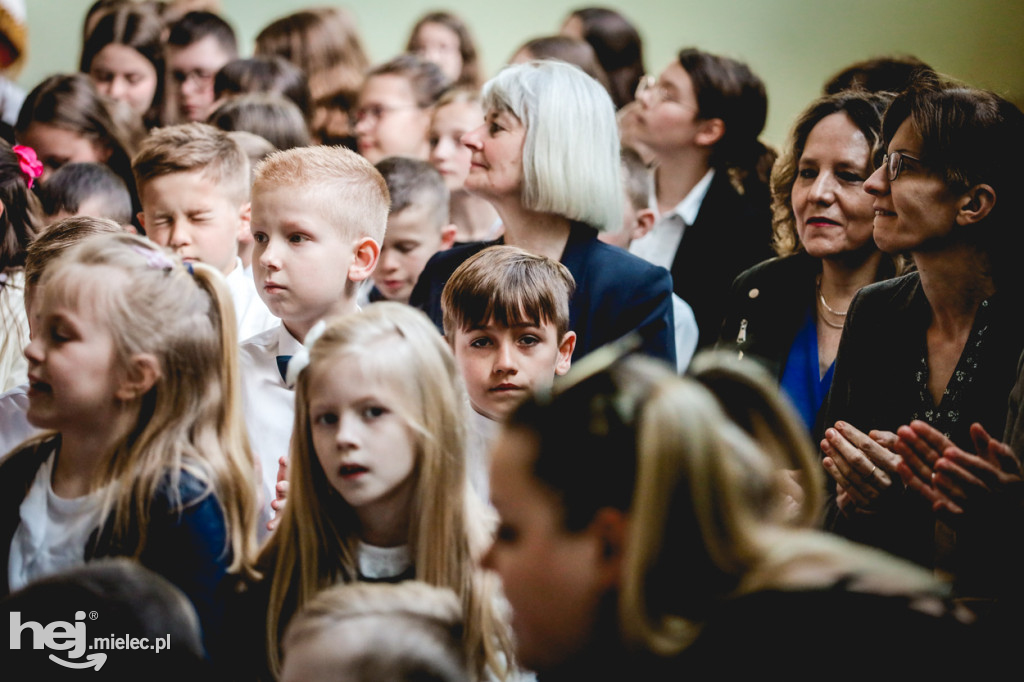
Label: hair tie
xmin=11 ymin=145 xmax=43 ymax=189
xmin=286 ymin=319 xmax=328 ymax=386
xmin=130 ymin=244 xmax=176 ymax=271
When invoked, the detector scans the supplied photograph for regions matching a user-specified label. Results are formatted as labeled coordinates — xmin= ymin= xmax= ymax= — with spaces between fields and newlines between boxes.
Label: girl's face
xmin=17 ymin=122 xmax=112 ymax=181
xmin=88 ymin=43 xmax=159 ymax=116
xmin=429 ymin=100 xmax=483 ymax=191
xmin=24 ymin=276 xmax=127 ymax=433
xmin=309 ymin=352 xmax=418 ymax=535
xmin=461 ymin=108 xmax=526 ymax=203
xmin=632 ymin=61 xmax=704 ymax=157
xmin=482 ymin=426 xmax=615 ymax=673
xmin=865 ymin=119 xmax=963 ymax=254
xmin=354 ymin=74 xmax=432 ymax=164
xmin=792 ymin=112 xmax=877 ymax=261
xmin=412 ymin=22 xmax=463 ymax=83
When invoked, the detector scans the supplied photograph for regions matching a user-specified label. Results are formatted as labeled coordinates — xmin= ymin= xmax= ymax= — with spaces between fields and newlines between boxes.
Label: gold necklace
xmin=816 ymin=275 xmax=847 ymax=329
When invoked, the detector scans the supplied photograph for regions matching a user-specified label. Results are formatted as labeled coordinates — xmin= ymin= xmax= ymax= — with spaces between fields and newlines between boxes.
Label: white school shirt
xmin=225 ymin=259 xmax=278 ymax=342
xmin=629 ymin=168 xmax=715 ymax=270
xmin=673 ymin=295 xmax=700 ymax=373
xmin=8 ymin=453 xmax=106 ymax=592
xmin=466 ymin=407 xmax=499 ymax=502
xmin=239 ymin=323 xmax=304 ymax=511
xmin=0 ymin=383 xmax=39 ymax=457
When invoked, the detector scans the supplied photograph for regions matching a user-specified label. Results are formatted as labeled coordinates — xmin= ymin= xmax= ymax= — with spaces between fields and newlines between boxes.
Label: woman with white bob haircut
xmin=411 ymin=60 xmax=675 ymax=364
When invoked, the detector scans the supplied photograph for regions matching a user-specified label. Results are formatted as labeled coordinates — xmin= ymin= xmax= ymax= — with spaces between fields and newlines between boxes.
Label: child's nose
xmin=493 ymin=343 xmax=517 ymax=373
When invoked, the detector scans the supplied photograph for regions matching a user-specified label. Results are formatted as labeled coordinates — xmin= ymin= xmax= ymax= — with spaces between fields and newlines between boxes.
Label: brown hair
xmin=441 ymin=245 xmax=576 ymax=340
xmin=407 ymin=11 xmax=482 ymax=90
xmin=132 ymin=122 xmax=250 ymax=205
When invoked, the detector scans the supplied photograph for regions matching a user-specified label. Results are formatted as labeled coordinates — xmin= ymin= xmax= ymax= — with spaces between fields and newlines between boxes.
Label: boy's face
xmin=167 ymin=35 xmax=233 ymax=121
xmin=372 ymin=205 xmax=455 ymax=304
xmin=139 ymin=170 xmax=247 ymax=276
xmin=452 ymin=317 xmax=575 ymax=421
xmin=251 ymin=185 xmax=379 ymax=341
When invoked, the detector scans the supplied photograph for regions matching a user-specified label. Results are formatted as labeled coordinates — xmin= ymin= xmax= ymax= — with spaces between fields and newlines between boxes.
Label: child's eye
xmin=289 ymin=233 xmax=309 ymax=244
xmin=361 ymin=405 xmax=387 ymax=420
xmin=252 ymin=232 xmax=268 ymax=244
xmin=518 ymin=335 xmax=540 ymax=347
xmin=429 ymin=135 xmax=439 ymax=148
xmin=314 ymin=412 xmax=338 ymax=426
xmin=469 ymin=337 xmax=492 ymax=348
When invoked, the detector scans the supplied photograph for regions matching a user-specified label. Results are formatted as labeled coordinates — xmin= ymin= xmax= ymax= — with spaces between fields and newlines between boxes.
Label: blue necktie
xmin=276 ymin=355 xmax=291 ymax=383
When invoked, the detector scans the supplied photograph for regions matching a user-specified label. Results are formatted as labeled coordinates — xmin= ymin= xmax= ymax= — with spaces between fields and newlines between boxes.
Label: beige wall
xmin=17 ymin=0 xmax=1024 ymax=146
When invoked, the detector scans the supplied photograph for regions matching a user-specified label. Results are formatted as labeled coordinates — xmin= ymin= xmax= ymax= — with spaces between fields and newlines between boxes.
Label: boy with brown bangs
xmin=133 ymin=122 xmax=277 ymax=341
xmin=240 ymin=145 xmax=387 ymax=515
xmin=441 ymin=245 xmax=576 ymax=498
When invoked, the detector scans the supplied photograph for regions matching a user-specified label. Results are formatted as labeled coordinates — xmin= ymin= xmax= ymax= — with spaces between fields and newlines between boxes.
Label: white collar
xmin=654 ymin=167 xmax=716 ymax=225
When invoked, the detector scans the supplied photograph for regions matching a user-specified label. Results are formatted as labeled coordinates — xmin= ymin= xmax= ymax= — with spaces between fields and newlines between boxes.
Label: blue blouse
xmin=780 ymin=308 xmax=835 ymax=431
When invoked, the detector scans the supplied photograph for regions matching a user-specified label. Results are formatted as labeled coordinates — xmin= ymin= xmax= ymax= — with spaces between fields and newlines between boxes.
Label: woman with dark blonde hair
xmin=718 ymin=90 xmax=899 ymax=430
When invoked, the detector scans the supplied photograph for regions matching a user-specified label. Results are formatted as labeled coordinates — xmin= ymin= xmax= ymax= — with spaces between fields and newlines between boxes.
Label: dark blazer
xmin=669 ymin=171 xmax=773 ymax=349
xmin=718 ymin=252 xmax=898 ymax=380
xmin=817 ymin=273 xmax=1024 ymax=598
xmin=0 ymin=436 xmax=233 ymax=657
xmin=409 ymin=222 xmax=677 ymax=366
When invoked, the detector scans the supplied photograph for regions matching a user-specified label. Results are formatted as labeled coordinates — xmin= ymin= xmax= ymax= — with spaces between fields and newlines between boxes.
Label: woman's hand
xmin=821 ymin=421 xmax=902 ymax=514
xmin=896 ymin=421 xmax=1024 ymax=523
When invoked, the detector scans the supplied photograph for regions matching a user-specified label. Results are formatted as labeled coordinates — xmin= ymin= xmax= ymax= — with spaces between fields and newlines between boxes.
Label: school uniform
xmin=225 ymin=259 xmax=278 ymax=342
xmin=239 ymin=324 xmax=303 ymax=509
xmin=0 ymin=383 xmax=37 ymax=457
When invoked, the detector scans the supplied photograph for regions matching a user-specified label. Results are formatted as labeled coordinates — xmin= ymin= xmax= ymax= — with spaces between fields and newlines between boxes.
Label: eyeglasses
xmin=634 ymin=74 xmax=697 ymax=111
xmin=350 ymin=104 xmax=421 ymax=126
xmin=171 ymin=69 xmax=215 ymax=89
xmin=882 ymin=151 xmax=922 ymax=182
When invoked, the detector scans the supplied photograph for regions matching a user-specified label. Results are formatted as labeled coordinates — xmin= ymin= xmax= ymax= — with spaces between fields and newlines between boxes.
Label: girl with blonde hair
xmin=254 ymin=302 xmax=514 ymax=680
xmin=0 ymin=233 xmax=259 ymax=659
xmin=485 ymin=351 xmax=973 ymax=678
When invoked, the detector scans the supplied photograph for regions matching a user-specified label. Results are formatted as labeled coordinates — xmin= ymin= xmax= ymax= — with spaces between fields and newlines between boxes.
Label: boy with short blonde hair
xmin=133 ymin=122 xmax=277 ymax=341
xmin=242 ymin=145 xmax=388 ymax=513
xmin=441 ymin=245 xmax=576 ymax=497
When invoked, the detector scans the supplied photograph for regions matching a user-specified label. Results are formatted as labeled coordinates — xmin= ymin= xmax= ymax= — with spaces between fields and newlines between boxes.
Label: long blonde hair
xmin=261 ymin=302 xmax=513 ymax=678
xmin=39 ymin=233 xmax=258 ymax=577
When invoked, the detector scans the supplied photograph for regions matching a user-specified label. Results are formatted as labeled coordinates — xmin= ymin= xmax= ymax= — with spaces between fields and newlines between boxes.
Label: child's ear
xmin=587 ymin=507 xmax=629 ymax=589
xmin=236 ymin=201 xmax=252 ymax=241
xmin=555 ymin=331 xmax=576 ymax=375
xmin=136 ymin=212 xmax=146 ymax=231
xmin=116 ymin=353 xmax=161 ymax=402
xmin=348 ymin=236 xmax=380 ymax=283
xmin=631 ymin=208 xmax=656 ymax=241
xmin=695 ymin=117 xmax=725 ymax=148
xmin=955 ymin=184 xmax=996 ymax=226
xmin=439 ymin=223 xmax=458 ymax=250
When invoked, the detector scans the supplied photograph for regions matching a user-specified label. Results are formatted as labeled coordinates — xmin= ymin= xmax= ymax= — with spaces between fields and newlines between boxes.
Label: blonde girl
xmin=0 ymin=233 xmax=259 ymax=657
xmin=259 ymin=302 xmax=513 ymax=679
xmin=428 ymin=88 xmax=499 ymax=242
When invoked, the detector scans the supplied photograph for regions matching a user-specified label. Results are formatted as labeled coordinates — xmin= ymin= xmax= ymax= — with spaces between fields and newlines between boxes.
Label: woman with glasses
xmin=627 ymin=48 xmax=775 ymax=348
xmin=410 ymin=60 xmax=675 ymax=364
xmin=353 ymin=54 xmax=448 ymax=164
xmin=817 ymin=75 xmax=1024 ymax=602
xmin=718 ymin=90 xmax=901 ymax=431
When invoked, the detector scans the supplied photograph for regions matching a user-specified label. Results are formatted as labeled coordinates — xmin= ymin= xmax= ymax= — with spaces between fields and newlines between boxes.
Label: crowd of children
xmin=1 ymin=1 xmax=1022 ymax=679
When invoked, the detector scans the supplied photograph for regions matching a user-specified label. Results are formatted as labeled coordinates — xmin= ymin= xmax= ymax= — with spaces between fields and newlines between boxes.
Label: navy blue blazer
xmin=409 ymin=222 xmax=676 ymax=366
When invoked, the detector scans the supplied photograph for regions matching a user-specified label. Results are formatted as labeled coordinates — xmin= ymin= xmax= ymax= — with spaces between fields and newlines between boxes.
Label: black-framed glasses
xmin=883 ymin=151 xmax=922 ymax=182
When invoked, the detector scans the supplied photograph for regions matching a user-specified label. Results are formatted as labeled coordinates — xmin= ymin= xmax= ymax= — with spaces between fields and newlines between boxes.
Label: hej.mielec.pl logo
xmin=10 ymin=609 xmax=171 ymax=670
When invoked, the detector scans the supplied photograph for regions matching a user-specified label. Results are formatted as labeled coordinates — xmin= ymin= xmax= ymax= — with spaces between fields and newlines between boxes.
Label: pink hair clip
xmin=12 ymin=145 xmax=43 ymax=189
xmin=130 ymin=244 xmax=176 ymax=271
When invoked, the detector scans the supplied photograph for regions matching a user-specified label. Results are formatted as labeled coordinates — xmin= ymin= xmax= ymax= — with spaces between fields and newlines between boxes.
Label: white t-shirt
xmin=8 ymin=453 xmax=107 ymax=592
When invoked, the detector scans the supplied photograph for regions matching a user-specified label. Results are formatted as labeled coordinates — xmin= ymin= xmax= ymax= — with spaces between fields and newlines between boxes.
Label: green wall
xmin=17 ymin=0 xmax=1024 ymax=146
